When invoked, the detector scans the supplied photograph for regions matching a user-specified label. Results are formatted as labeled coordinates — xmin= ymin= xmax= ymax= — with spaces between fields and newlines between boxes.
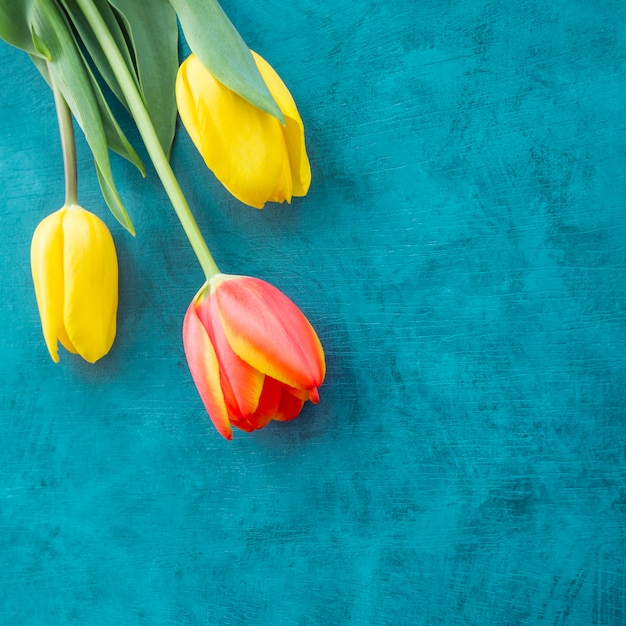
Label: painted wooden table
xmin=1 ymin=0 xmax=625 ymax=624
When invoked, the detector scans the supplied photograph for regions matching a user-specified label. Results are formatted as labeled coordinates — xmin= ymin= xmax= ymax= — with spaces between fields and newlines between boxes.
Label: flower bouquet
xmin=0 ymin=0 xmax=325 ymax=439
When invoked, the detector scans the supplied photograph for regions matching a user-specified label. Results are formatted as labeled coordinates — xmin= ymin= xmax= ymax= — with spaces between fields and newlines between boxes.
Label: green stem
xmin=50 ymin=67 xmax=78 ymax=206
xmin=74 ymin=0 xmax=220 ymax=280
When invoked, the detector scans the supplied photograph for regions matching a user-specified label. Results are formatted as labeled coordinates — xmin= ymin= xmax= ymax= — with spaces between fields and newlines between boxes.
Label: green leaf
xmin=27 ymin=51 xmax=49 ymax=77
xmin=47 ymin=0 xmax=145 ymax=176
xmin=30 ymin=23 xmax=51 ymax=59
xmin=59 ymin=0 xmax=137 ymax=111
xmin=29 ymin=0 xmax=134 ymax=233
xmin=29 ymin=46 xmax=145 ymax=179
xmin=95 ymin=162 xmax=135 ymax=236
xmin=168 ymin=0 xmax=284 ymax=123
xmin=0 ymin=0 xmax=37 ymax=54
xmin=108 ymin=0 xmax=179 ymax=157
xmin=84 ymin=53 xmax=146 ymax=177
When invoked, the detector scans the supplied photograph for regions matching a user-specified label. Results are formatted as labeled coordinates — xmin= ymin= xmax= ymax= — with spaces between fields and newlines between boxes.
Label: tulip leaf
xmin=167 ymin=0 xmax=284 ymax=123
xmin=50 ymin=0 xmax=146 ymax=175
xmin=29 ymin=51 xmax=144 ymax=180
xmin=59 ymin=0 xmax=136 ymax=111
xmin=107 ymin=0 xmax=179 ymax=157
xmin=29 ymin=0 xmax=135 ymax=233
xmin=0 ymin=0 xmax=38 ymax=54
xmin=30 ymin=23 xmax=52 ymax=60
xmin=95 ymin=162 xmax=135 ymax=235
xmin=83 ymin=59 xmax=146 ymax=178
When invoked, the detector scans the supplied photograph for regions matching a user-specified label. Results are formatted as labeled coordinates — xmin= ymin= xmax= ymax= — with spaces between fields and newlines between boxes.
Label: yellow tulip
xmin=30 ymin=205 xmax=118 ymax=364
xmin=176 ymin=51 xmax=311 ymax=209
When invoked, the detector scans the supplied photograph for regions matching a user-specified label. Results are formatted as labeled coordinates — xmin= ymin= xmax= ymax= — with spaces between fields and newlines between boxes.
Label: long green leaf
xmin=31 ymin=44 xmax=145 ymax=178
xmin=60 ymin=0 xmax=178 ymax=157
xmin=0 ymin=0 xmax=37 ymax=53
xmin=60 ymin=0 xmax=137 ymax=111
xmin=168 ymin=0 xmax=283 ymax=123
xmin=107 ymin=0 xmax=179 ymax=156
xmin=83 ymin=54 xmax=146 ymax=177
xmin=95 ymin=161 xmax=135 ymax=235
xmin=51 ymin=0 xmax=145 ymax=175
xmin=29 ymin=0 xmax=134 ymax=233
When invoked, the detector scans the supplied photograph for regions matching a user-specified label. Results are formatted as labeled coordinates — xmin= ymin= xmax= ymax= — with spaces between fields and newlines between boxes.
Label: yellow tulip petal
xmin=251 ymin=51 xmax=311 ymax=197
xmin=61 ymin=207 xmax=117 ymax=363
xmin=30 ymin=208 xmax=76 ymax=362
xmin=175 ymin=56 xmax=205 ymax=153
xmin=266 ymin=138 xmax=293 ymax=204
xmin=176 ymin=54 xmax=289 ymax=208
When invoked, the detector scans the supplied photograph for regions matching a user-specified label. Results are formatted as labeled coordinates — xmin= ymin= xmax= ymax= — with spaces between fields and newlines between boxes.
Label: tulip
xmin=175 ymin=51 xmax=311 ymax=209
xmin=30 ymin=205 xmax=118 ymax=363
xmin=183 ymin=274 xmax=325 ymax=439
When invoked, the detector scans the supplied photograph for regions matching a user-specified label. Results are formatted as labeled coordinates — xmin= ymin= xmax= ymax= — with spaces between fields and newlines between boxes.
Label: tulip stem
xmin=73 ymin=0 xmax=220 ymax=280
xmin=50 ymin=67 xmax=78 ymax=207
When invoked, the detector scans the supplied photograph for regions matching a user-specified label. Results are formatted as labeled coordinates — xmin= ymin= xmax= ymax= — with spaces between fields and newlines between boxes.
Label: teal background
xmin=1 ymin=0 xmax=625 ymax=624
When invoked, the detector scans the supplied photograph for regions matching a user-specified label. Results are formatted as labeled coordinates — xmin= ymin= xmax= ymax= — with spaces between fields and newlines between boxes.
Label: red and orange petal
xmin=282 ymin=385 xmax=320 ymax=403
xmin=196 ymin=292 xmax=266 ymax=420
xmin=247 ymin=376 xmax=283 ymax=430
xmin=228 ymin=417 xmax=256 ymax=432
xmin=223 ymin=377 xmax=282 ymax=433
xmin=214 ymin=276 xmax=325 ymax=390
xmin=183 ymin=302 xmax=232 ymax=440
xmin=273 ymin=387 xmax=306 ymax=422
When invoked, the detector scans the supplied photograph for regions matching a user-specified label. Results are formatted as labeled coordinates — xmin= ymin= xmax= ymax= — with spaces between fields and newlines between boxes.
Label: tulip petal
xmin=196 ymin=292 xmax=265 ymax=420
xmin=176 ymin=54 xmax=289 ymax=208
xmin=229 ymin=417 xmax=255 ymax=432
xmin=284 ymin=385 xmax=320 ymax=404
xmin=183 ymin=301 xmax=232 ymax=440
xmin=251 ymin=51 xmax=311 ymax=197
xmin=215 ymin=276 xmax=325 ymax=390
xmin=248 ymin=376 xmax=283 ymax=430
xmin=30 ymin=208 xmax=77 ymax=362
xmin=273 ymin=388 xmax=305 ymax=422
xmin=61 ymin=207 xmax=117 ymax=363
xmin=267 ymin=141 xmax=294 ymax=205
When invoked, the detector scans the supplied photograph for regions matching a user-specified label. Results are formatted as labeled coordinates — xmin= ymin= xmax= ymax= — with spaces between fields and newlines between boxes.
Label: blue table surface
xmin=1 ymin=1 xmax=625 ymax=624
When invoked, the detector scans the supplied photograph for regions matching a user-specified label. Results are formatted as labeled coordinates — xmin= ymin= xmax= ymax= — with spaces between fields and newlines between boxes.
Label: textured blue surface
xmin=1 ymin=1 xmax=626 ymax=624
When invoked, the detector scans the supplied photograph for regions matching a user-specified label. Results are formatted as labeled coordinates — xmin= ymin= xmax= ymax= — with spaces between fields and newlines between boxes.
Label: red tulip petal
xmin=183 ymin=302 xmax=232 ymax=440
xmin=189 ymin=293 xmax=240 ymax=420
xmin=281 ymin=385 xmax=320 ymax=403
xmin=215 ymin=276 xmax=325 ymax=390
xmin=309 ymin=388 xmax=320 ymax=404
xmin=273 ymin=388 xmax=306 ymax=422
xmin=195 ymin=293 xmax=265 ymax=420
xmin=229 ymin=417 xmax=256 ymax=433
xmin=248 ymin=376 xmax=283 ymax=430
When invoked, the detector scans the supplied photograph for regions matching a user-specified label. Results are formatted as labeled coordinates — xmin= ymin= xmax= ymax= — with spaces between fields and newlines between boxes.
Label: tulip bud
xmin=30 ymin=205 xmax=118 ymax=363
xmin=176 ymin=51 xmax=311 ymax=209
xmin=183 ymin=274 xmax=325 ymax=439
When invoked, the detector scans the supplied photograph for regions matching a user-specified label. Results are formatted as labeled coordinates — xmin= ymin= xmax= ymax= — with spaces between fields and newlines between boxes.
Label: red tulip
xmin=183 ymin=274 xmax=325 ymax=439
